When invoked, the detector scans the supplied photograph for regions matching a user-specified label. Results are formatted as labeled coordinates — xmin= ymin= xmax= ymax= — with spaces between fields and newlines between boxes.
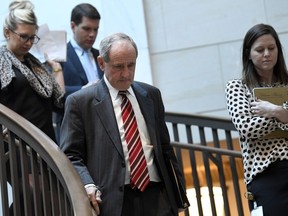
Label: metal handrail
xmin=165 ymin=112 xmax=246 ymax=216
xmin=0 ymin=104 xmax=246 ymax=216
xmin=0 ymin=104 xmax=92 ymax=216
xmin=171 ymin=141 xmax=242 ymax=157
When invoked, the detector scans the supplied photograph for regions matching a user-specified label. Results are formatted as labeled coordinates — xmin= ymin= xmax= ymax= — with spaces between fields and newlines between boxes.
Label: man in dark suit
xmin=62 ymin=3 xmax=103 ymax=95
xmin=60 ymin=32 xmax=189 ymax=216
xmin=54 ymin=3 xmax=104 ymax=143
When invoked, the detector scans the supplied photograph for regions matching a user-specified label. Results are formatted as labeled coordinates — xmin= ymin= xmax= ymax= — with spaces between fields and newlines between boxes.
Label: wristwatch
xmin=53 ymin=67 xmax=62 ymax=73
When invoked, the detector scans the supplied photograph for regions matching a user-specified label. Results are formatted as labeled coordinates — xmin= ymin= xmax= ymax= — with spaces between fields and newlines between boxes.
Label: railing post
xmin=165 ymin=112 xmax=245 ymax=216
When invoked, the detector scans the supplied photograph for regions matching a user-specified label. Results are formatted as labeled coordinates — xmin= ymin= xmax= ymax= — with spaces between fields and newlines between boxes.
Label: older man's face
xmin=98 ymin=40 xmax=137 ymax=90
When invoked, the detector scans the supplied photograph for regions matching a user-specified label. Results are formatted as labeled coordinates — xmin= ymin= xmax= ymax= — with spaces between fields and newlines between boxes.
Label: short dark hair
xmin=71 ymin=3 xmax=101 ymax=25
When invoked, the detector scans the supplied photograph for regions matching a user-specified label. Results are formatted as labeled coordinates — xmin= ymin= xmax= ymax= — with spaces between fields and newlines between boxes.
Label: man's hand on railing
xmin=85 ymin=184 xmax=102 ymax=215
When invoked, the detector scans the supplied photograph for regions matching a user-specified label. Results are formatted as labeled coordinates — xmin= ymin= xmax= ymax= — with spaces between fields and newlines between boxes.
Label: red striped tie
xmin=119 ymin=91 xmax=150 ymax=191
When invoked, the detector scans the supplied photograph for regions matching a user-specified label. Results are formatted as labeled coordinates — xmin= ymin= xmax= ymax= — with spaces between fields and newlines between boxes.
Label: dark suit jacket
xmin=61 ymin=42 xmax=104 ymax=97
xmin=60 ymin=79 xmax=187 ymax=216
xmin=54 ymin=42 xmax=104 ymax=144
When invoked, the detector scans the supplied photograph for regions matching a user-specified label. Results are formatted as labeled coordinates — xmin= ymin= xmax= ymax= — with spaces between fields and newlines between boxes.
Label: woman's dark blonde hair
xmin=3 ymin=0 xmax=38 ymax=37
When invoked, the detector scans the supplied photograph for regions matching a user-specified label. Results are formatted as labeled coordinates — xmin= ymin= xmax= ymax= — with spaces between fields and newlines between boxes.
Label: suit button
xmin=121 ymin=162 xmax=125 ymax=167
xmin=119 ymin=186 xmax=124 ymax=192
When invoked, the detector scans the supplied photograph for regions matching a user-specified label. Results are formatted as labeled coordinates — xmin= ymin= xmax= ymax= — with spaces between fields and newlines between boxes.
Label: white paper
xmin=251 ymin=206 xmax=263 ymax=216
xmin=30 ymin=24 xmax=67 ymax=63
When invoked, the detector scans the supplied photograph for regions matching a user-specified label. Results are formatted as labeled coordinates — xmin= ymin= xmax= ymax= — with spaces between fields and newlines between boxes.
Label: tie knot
xmin=118 ymin=91 xmax=127 ymax=96
xmin=82 ymin=49 xmax=89 ymax=56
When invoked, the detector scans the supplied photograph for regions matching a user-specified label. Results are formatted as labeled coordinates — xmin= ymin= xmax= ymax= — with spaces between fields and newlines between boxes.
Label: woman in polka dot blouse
xmin=225 ymin=23 xmax=288 ymax=215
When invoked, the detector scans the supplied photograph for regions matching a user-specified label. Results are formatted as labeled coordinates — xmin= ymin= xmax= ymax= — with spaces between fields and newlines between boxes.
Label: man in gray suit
xmin=60 ymin=32 xmax=189 ymax=216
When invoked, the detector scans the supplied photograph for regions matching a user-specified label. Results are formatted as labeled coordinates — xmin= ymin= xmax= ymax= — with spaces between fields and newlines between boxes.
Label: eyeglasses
xmin=9 ymin=29 xmax=40 ymax=44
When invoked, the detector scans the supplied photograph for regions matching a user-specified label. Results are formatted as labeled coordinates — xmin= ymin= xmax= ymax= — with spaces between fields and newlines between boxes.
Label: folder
xmin=164 ymin=157 xmax=190 ymax=210
xmin=253 ymin=87 xmax=288 ymax=139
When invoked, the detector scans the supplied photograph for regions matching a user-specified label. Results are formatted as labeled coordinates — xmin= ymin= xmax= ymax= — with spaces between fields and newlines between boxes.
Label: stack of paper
xmin=30 ymin=24 xmax=67 ymax=63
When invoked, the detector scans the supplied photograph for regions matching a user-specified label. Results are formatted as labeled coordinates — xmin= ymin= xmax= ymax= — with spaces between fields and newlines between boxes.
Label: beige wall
xmin=143 ymin=0 xmax=288 ymax=118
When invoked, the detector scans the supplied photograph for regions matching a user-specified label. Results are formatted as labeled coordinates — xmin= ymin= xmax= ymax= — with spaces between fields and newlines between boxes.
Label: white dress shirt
xmin=104 ymin=76 xmax=161 ymax=184
xmin=70 ymin=38 xmax=99 ymax=82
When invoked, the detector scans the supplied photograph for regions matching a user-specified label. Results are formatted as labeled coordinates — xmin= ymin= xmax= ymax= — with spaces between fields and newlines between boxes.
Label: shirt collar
xmin=70 ymin=38 xmax=91 ymax=56
xmin=104 ymin=76 xmax=134 ymax=100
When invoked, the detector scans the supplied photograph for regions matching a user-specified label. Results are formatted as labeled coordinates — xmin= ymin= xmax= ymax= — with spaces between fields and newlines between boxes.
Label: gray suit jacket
xmin=60 ymin=79 xmax=186 ymax=216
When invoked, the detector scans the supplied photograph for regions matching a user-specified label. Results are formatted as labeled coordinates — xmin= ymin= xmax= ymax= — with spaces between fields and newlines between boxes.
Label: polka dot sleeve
xmin=225 ymin=79 xmax=278 ymax=140
xmin=225 ymin=79 xmax=288 ymax=184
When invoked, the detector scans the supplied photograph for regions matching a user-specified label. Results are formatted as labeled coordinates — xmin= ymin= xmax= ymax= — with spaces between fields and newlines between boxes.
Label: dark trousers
xmin=121 ymin=182 xmax=175 ymax=216
xmin=247 ymin=160 xmax=288 ymax=216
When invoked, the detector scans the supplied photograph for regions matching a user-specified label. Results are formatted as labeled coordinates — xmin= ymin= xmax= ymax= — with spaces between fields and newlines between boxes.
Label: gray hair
xmin=3 ymin=0 xmax=38 ymax=35
xmin=99 ymin=32 xmax=138 ymax=62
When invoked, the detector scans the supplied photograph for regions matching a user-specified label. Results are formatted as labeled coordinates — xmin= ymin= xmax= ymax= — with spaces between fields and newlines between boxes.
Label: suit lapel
xmin=132 ymin=84 xmax=158 ymax=153
xmin=91 ymin=48 xmax=104 ymax=79
xmin=93 ymin=80 xmax=124 ymax=159
xmin=92 ymin=81 xmax=159 ymax=159
xmin=67 ymin=42 xmax=88 ymax=83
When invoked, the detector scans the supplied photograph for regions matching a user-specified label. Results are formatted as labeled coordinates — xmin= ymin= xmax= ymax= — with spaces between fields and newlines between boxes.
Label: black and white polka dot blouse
xmin=225 ymin=79 xmax=288 ymax=185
